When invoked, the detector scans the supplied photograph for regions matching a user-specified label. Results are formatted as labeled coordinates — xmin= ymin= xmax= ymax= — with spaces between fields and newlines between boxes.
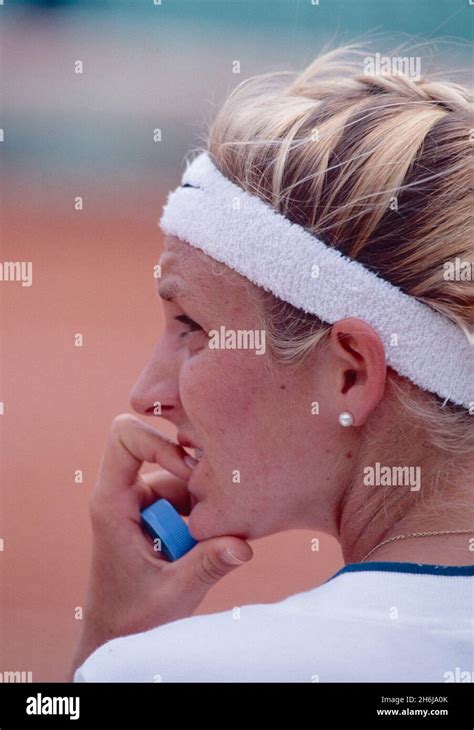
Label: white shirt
xmin=73 ymin=562 xmax=473 ymax=682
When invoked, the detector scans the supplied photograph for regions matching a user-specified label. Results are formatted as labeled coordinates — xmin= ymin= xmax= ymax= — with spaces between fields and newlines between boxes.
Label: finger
xmin=97 ymin=414 xmax=192 ymax=496
xmin=137 ymin=469 xmax=192 ymax=515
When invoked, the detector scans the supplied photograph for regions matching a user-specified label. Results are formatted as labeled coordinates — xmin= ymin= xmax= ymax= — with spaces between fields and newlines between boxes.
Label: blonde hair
xmin=204 ymin=45 xmax=473 ymax=463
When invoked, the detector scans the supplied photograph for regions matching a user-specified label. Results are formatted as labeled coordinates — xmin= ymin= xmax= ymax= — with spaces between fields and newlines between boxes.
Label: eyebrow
xmin=157 ymin=279 xmax=187 ymax=301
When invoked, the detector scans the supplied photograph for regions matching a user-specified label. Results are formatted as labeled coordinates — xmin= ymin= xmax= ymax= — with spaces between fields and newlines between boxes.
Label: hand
xmin=68 ymin=414 xmax=253 ymax=679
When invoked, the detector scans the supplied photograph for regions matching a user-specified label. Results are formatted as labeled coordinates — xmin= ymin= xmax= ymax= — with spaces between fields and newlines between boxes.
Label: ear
xmin=326 ymin=317 xmax=387 ymax=426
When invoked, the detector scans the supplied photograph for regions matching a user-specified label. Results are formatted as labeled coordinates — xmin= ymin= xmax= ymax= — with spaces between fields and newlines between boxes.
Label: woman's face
xmin=130 ymin=235 xmax=343 ymax=541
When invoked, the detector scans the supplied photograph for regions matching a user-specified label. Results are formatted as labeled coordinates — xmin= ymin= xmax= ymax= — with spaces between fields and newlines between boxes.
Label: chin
xmin=188 ymin=504 xmax=252 ymax=542
xmin=187 ymin=503 xmax=210 ymax=541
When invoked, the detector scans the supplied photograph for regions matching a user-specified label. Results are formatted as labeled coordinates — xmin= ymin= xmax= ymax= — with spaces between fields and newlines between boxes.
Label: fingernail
xmin=184 ymin=454 xmax=199 ymax=469
xmin=222 ymin=549 xmax=248 ymax=565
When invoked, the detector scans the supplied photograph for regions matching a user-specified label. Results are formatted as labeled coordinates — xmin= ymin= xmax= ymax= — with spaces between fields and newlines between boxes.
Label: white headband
xmin=159 ymin=151 xmax=473 ymax=409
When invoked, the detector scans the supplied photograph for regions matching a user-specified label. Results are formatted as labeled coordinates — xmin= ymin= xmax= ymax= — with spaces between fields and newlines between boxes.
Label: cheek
xmin=180 ymin=351 xmax=298 ymax=514
xmin=179 ymin=350 xmax=257 ymax=427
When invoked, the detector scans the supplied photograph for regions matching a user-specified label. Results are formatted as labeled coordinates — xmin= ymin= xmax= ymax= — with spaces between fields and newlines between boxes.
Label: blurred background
xmin=0 ymin=0 xmax=471 ymax=682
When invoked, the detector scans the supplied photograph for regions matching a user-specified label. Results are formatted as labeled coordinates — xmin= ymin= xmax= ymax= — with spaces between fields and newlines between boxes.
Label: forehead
xmin=158 ymin=235 xmax=220 ymax=304
xmin=160 ymin=234 xmax=229 ymax=283
xmin=160 ymin=234 xmax=193 ymax=268
xmin=158 ymin=235 xmax=254 ymax=317
xmin=158 ymin=235 xmax=198 ymax=286
xmin=163 ymin=233 xmax=190 ymax=254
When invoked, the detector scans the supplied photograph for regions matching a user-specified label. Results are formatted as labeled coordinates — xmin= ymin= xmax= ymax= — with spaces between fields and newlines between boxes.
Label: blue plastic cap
xmin=140 ymin=498 xmax=198 ymax=561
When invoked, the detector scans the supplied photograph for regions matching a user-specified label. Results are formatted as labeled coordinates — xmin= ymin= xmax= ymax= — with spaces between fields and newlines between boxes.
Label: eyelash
xmin=174 ymin=314 xmax=203 ymax=337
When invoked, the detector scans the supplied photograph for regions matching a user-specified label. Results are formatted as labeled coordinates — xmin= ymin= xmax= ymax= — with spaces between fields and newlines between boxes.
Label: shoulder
xmin=73 ymin=567 xmax=471 ymax=682
xmin=73 ymin=588 xmax=329 ymax=683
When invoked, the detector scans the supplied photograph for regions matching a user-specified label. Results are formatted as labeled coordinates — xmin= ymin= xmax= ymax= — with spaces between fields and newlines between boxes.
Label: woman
xmin=70 ymin=46 xmax=473 ymax=682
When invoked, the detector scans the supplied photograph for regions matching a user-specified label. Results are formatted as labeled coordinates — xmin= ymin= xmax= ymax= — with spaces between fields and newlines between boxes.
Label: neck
xmin=357 ymin=531 xmax=474 ymax=565
xmin=337 ymin=453 xmax=474 ymax=567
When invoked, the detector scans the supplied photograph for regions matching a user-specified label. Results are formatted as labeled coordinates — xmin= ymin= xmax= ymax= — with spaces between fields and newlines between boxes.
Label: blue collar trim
xmin=329 ymin=561 xmax=474 ymax=581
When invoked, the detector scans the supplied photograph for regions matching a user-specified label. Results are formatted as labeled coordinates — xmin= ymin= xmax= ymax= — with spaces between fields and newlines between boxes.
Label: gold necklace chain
xmin=360 ymin=529 xmax=474 ymax=563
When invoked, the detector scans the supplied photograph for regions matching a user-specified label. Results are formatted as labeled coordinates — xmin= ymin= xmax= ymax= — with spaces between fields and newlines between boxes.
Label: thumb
xmin=173 ymin=537 xmax=253 ymax=599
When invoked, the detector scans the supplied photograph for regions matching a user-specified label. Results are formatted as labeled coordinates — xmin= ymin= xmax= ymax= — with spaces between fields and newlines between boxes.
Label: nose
xmin=129 ymin=340 xmax=181 ymax=421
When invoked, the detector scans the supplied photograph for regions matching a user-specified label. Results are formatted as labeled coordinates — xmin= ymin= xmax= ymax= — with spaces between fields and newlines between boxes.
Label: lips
xmin=177 ymin=433 xmax=204 ymax=503
xmin=177 ymin=432 xmax=200 ymax=450
xmin=186 ymin=454 xmax=205 ymax=500
xmin=177 ymin=433 xmax=203 ymax=465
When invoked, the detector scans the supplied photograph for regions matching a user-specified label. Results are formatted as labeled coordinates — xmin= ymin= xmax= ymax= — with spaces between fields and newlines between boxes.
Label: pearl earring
xmin=338 ymin=411 xmax=354 ymax=427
